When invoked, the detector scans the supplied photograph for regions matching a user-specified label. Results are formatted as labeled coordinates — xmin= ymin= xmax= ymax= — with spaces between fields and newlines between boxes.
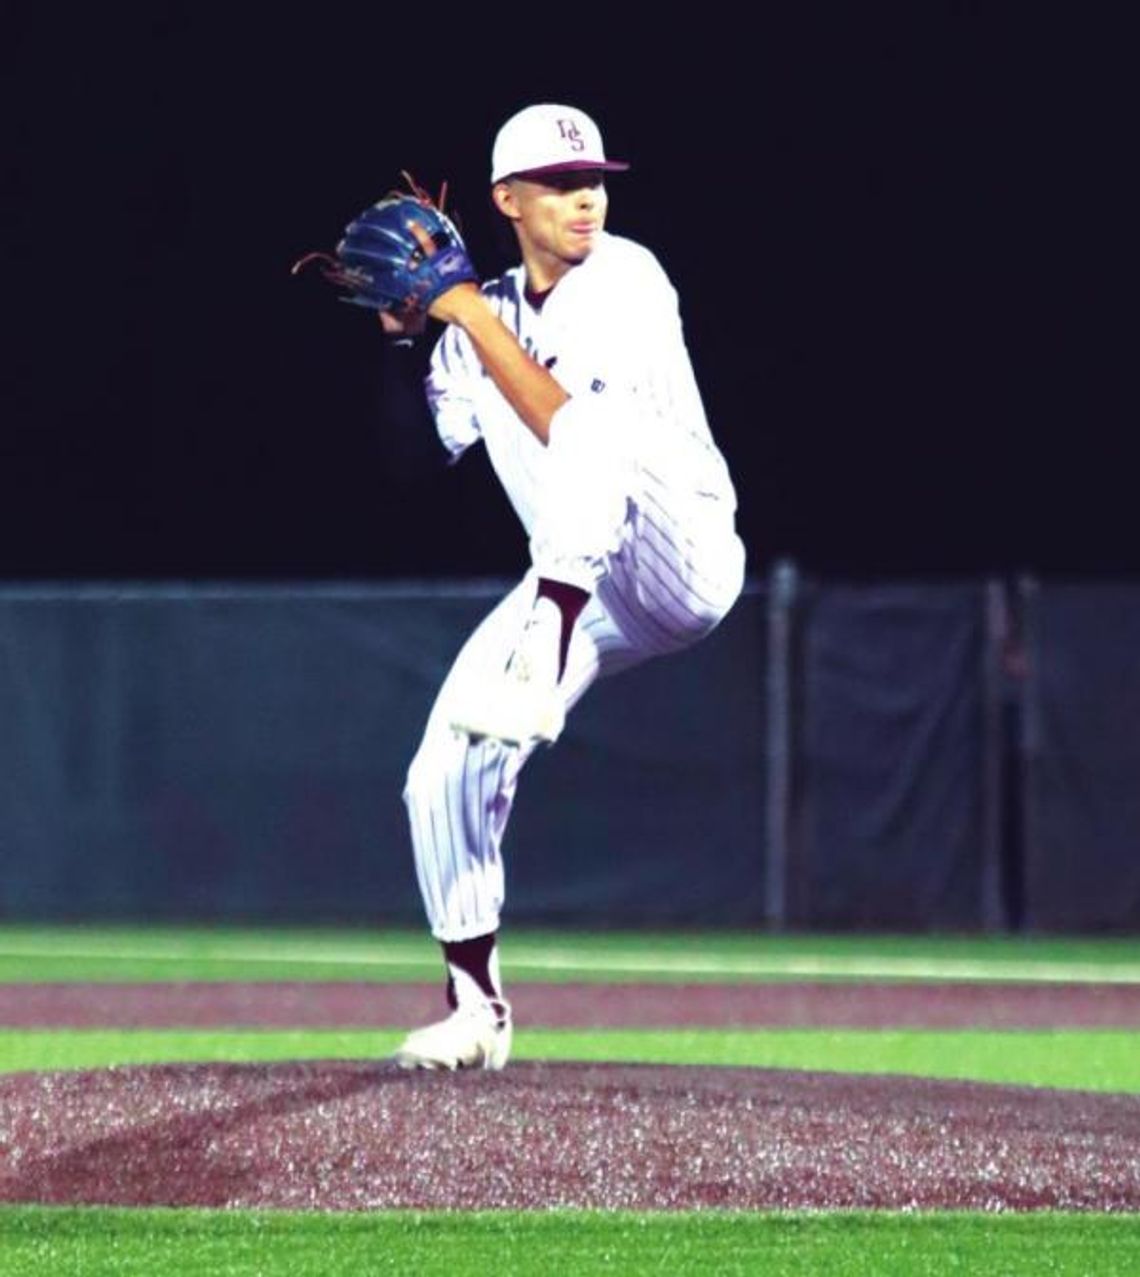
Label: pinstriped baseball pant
xmin=402 ymin=462 xmax=745 ymax=943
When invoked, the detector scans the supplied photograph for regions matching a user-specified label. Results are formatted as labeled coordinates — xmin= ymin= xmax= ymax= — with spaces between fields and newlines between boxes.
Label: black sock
xmin=537 ymin=578 xmax=590 ymax=679
xmin=442 ymin=932 xmax=499 ymax=1008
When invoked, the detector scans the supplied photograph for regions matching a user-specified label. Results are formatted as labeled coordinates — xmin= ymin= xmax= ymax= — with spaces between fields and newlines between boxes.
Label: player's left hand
xmin=292 ymin=173 xmax=479 ymax=319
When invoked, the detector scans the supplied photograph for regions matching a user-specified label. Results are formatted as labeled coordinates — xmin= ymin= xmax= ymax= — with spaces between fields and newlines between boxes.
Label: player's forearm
xmin=431 ymin=285 xmax=567 ymax=446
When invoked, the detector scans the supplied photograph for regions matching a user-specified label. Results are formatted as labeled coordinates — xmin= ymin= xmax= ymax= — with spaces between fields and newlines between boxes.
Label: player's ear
xmin=491 ymin=181 xmax=519 ymax=221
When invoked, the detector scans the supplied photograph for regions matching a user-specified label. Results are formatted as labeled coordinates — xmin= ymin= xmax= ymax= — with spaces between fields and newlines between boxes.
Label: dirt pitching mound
xmin=3 ymin=1060 xmax=1139 ymax=1212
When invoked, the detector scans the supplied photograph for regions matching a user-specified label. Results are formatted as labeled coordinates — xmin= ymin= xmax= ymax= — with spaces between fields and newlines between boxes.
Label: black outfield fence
xmin=1 ymin=572 xmax=1136 ymax=930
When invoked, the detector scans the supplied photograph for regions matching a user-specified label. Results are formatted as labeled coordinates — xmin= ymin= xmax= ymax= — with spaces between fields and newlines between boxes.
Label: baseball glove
xmin=292 ymin=173 xmax=478 ymax=314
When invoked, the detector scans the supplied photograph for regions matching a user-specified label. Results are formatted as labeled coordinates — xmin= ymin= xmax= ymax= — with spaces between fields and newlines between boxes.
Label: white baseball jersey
xmin=405 ymin=230 xmax=745 ymax=942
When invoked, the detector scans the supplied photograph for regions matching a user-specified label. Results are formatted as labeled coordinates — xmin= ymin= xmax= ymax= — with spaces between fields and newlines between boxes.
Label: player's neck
xmin=524 ymin=281 xmax=554 ymax=311
xmin=520 ymin=247 xmax=578 ymax=297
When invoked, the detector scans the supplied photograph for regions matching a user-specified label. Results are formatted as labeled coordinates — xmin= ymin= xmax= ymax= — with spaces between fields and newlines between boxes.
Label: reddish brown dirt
xmin=3 ymin=980 xmax=1140 ymax=1028
xmin=2 ymin=981 xmax=1138 ymax=1212
xmin=2 ymin=1061 xmax=1138 ymax=1211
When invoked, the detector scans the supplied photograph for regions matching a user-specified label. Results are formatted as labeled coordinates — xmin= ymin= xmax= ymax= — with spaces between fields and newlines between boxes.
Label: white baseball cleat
xmin=394 ymin=999 xmax=513 ymax=1071
xmin=449 ymin=599 xmax=565 ymax=747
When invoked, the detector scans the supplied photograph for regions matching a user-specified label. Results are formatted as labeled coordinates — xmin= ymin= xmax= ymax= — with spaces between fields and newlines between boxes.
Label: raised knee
xmin=686 ymin=538 xmax=746 ymax=637
xmin=683 ymin=594 xmax=736 ymax=642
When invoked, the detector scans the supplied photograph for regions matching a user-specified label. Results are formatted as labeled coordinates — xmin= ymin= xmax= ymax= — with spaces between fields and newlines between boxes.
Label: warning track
xmin=2 ymin=980 xmax=1140 ymax=1028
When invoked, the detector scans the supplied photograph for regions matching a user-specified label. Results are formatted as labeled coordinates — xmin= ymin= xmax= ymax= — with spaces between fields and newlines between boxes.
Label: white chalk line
xmin=0 ymin=938 xmax=1138 ymax=984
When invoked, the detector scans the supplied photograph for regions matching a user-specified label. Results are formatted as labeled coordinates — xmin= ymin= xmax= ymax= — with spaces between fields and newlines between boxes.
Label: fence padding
xmin=0 ymin=584 xmax=765 ymax=925
xmin=1024 ymin=585 xmax=1140 ymax=930
xmin=792 ymin=585 xmax=985 ymax=929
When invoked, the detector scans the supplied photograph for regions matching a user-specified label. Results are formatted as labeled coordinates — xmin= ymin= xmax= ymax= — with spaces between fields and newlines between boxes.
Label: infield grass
xmin=2 ymin=926 xmax=1140 ymax=983
xmin=1 ymin=1206 xmax=1138 ymax=1276
xmin=2 ymin=1027 xmax=1139 ymax=1092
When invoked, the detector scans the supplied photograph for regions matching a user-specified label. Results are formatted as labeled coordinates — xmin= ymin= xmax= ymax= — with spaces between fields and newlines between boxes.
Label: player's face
xmin=494 ymin=171 xmax=609 ymax=287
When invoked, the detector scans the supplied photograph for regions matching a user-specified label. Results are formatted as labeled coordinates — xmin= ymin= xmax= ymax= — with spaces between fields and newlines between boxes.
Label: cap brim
xmin=494 ymin=159 xmax=631 ymax=183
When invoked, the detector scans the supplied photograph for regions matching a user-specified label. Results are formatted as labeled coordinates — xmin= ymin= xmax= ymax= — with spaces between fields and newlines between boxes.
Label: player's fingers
xmin=407 ymin=219 xmax=436 ymax=256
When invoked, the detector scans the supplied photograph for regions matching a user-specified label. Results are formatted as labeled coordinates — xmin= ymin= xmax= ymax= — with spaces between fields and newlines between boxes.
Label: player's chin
xmin=561 ymin=233 xmax=599 ymax=262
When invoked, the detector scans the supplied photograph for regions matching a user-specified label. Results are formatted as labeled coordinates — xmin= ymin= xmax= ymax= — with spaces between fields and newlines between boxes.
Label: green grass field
xmin=2 ymin=1206 xmax=1139 ymax=1276
xmin=3 ymin=925 xmax=1140 ymax=983
xmin=2 ymin=927 xmax=1139 ymax=1274
xmin=3 ymin=1027 xmax=1140 ymax=1093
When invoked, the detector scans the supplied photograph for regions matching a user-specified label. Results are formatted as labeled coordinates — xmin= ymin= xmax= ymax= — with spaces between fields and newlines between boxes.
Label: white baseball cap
xmin=490 ymin=104 xmax=630 ymax=184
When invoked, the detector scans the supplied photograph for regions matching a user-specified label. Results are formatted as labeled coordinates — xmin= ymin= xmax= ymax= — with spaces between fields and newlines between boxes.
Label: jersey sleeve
xmin=425 ymin=323 xmax=483 ymax=460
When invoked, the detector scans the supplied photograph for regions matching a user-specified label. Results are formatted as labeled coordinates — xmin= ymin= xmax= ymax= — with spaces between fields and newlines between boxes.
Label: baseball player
xmin=307 ymin=105 xmax=746 ymax=1069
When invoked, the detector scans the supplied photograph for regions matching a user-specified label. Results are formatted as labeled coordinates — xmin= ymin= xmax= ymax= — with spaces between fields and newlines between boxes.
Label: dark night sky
xmin=1 ymin=6 xmax=1128 ymax=582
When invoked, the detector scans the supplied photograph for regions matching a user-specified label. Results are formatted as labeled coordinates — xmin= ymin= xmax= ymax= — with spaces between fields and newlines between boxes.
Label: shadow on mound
xmin=2 ymin=1061 xmax=1139 ymax=1211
